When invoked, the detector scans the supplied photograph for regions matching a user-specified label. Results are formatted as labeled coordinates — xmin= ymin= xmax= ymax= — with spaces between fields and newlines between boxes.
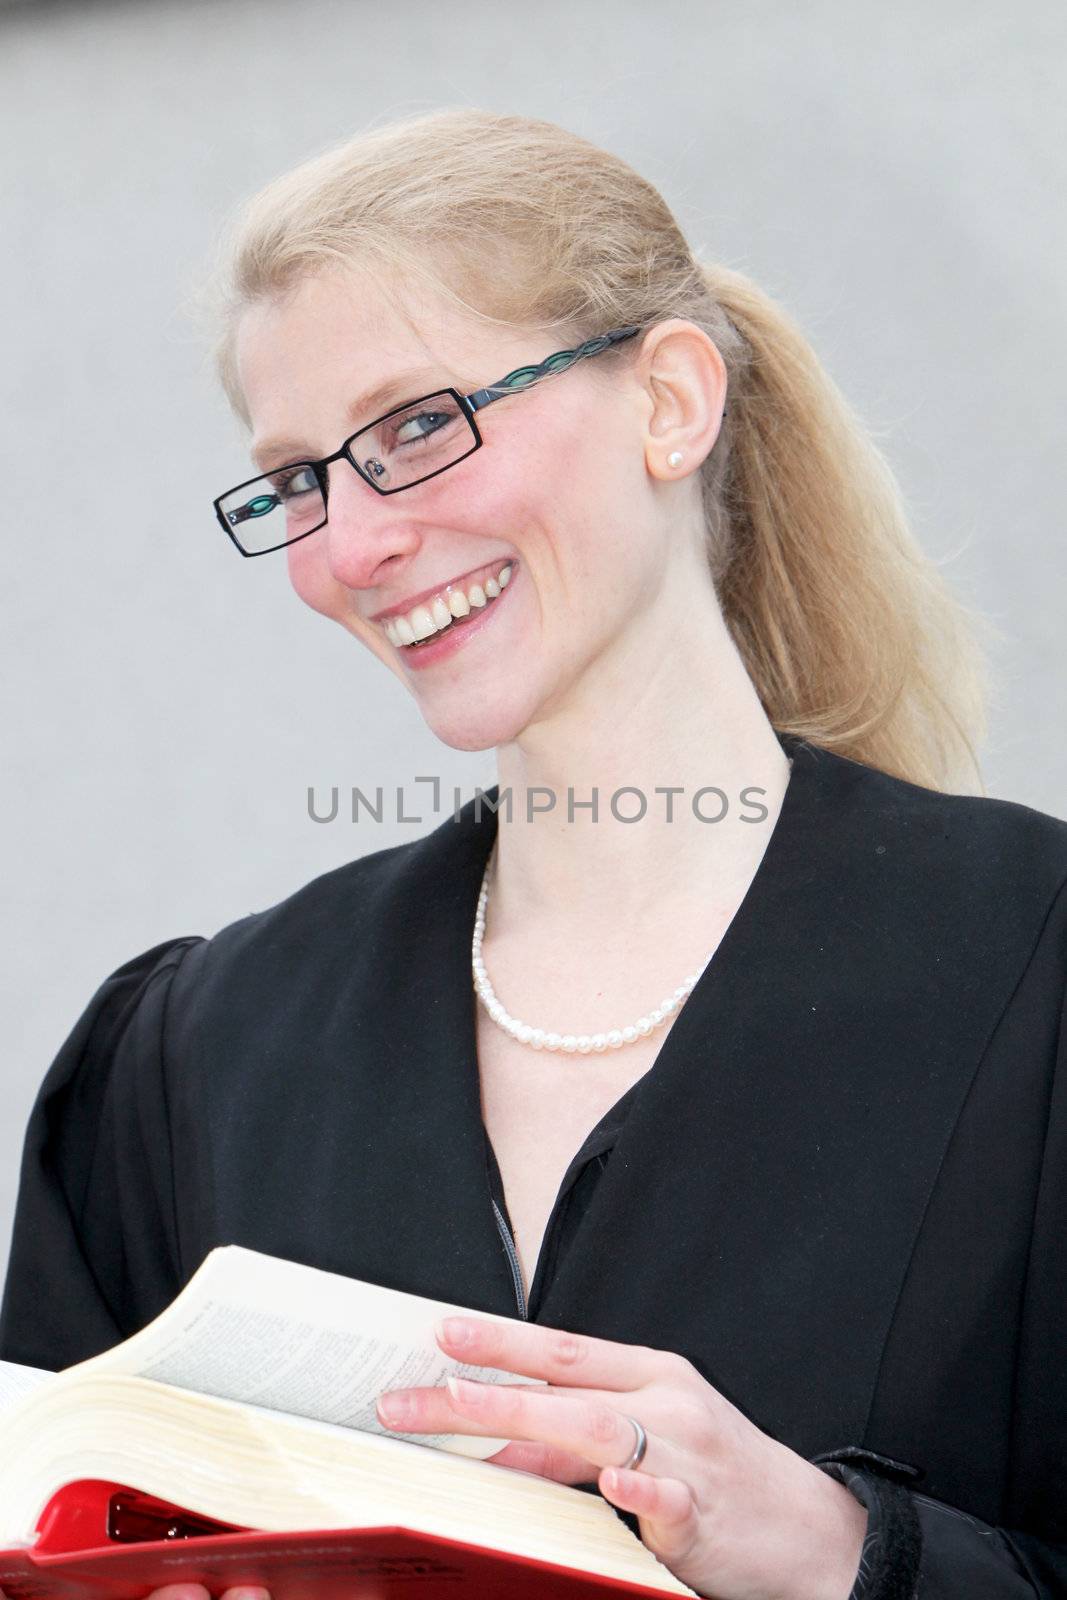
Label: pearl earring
xmin=667 ymin=451 xmax=684 ymax=468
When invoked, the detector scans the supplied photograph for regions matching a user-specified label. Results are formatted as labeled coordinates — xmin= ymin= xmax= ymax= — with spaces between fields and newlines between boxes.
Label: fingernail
xmin=436 ymin=1317 xmax=473 ymax=1348
xmin=446 ymin=1374 xmax=481 ymax=1405
xmin=377 ymin=1391 xmax=412 ymax=1425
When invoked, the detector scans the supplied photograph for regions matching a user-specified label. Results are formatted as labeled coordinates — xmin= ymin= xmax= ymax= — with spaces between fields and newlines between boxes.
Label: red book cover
xmin=0 ymin=1482 xmax=686 ymax=1600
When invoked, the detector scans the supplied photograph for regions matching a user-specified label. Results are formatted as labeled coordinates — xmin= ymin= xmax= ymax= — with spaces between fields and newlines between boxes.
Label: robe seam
xmin=155 ymin=937 xmax=208 ymax=1288
xmin=77 ymin=939 xmax=202 ymax=1333
xmin=1005 ymin=871 xmax=1067 ymax=1516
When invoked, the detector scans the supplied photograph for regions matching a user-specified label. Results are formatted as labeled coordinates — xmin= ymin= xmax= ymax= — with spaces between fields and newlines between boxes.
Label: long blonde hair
xmin=211 ymin=108 xmax=992 ymax=792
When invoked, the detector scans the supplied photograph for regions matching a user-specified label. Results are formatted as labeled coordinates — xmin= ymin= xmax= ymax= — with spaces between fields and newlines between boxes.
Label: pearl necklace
xmin=471 ymin=847 xmax=705 ymax=1055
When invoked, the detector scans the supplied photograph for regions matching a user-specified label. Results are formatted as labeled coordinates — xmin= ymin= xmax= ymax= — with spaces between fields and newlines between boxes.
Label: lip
xmin=395 ymin=563 xmax=519 ymax=671
xmin=369 ymin=558 xmax=515 ymax=623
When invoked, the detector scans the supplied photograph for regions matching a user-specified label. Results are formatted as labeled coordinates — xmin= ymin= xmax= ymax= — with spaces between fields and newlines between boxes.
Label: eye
xmin=393 ymin=410 xmax=453 ymax=446
xmin=271 ymin=465 xmax=318 ymax=500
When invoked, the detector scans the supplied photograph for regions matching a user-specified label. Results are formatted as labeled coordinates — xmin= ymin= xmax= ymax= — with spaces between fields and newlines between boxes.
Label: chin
xmin=416 ymin=697 xmax=534 ymax=755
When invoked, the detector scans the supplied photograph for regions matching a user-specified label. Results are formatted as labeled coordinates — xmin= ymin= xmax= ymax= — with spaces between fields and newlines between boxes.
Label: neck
xmin=488 ymin=607 xmax=793 ymax=936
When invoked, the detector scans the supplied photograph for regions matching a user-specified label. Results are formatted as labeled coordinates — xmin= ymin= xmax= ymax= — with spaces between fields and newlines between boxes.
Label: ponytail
xmin=702 ymin=263 xmax=989 ymax=792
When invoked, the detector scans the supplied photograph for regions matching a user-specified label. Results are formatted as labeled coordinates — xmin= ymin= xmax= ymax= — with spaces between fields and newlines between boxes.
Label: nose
xmin=319 ymin=457 xmax=421 ymax=589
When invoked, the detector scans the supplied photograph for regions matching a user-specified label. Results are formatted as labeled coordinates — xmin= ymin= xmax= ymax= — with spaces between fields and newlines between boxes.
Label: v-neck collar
xmin=455 ymin=728 xmax=807 ymax=1318
xmin=304 ymin=728 xmax=809 ymax=1321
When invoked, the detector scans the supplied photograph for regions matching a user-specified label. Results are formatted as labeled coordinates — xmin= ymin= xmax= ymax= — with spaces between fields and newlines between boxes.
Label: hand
xmin=375 ymin=1320 xmax=869 ymax=1600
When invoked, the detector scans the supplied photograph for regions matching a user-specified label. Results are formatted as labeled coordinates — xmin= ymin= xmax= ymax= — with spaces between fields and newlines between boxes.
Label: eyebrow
xmin=250 ymin=369 xmax=449 ymax=470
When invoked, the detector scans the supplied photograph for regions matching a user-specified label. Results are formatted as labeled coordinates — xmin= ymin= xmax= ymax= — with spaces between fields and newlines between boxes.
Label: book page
xmin=66 ymin=1247 xmax=539 ymax=1459
xmin=0 ymin=1360 xmax=51 ymax=1421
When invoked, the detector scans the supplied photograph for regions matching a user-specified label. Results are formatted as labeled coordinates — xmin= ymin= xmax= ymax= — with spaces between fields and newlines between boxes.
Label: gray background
xmin=1 ymin=0 xmax=1064 ymax=1286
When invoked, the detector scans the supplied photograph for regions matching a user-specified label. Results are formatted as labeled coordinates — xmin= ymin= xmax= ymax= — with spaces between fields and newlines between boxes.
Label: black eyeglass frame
xmin=213 ymin=325 xmax=643 ymax=556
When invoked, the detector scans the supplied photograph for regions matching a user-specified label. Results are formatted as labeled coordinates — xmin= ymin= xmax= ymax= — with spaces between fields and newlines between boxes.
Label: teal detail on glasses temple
xmin=246 ymin=495 xmax=281 ymax=519
xmin=465 ymin=326 xmax=641 ymax=412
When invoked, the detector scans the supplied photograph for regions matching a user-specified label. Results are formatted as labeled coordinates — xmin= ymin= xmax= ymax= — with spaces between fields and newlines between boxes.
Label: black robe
xmin=2 ymin=732 xmax=1066 ymax=1596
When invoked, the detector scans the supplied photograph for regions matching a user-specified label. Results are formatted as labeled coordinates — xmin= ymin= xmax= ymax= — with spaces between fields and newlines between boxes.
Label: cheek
xmin=500 ymin=411 xmax=634 ymax=537
xmin=462 ymin=427 xmax=593 ymax=546
xmin=285 ymin=538 xmax=342 ymax=621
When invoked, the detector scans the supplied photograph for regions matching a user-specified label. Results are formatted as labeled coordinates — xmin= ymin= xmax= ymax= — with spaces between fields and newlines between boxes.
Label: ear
xmin=634 ymin=320 xmax=728 ymax=481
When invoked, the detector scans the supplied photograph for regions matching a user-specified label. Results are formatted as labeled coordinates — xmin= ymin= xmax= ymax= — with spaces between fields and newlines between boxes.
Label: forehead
xmin=237 ymin=270 xmax=438 ymax=387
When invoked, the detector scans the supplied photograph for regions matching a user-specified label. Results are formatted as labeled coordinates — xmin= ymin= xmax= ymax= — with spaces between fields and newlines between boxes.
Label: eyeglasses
xmin=213 ymin=326 xmax=642 ymax=556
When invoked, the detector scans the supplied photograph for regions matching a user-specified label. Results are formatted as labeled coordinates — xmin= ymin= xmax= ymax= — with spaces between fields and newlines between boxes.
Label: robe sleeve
xmin=0 ymin=936 xmax=204 ymax=1372
xmin=818 ymin=952 xmax=1067 ymax=1600
xmin=816 ymin=1463 xmax=1050 ymax=1598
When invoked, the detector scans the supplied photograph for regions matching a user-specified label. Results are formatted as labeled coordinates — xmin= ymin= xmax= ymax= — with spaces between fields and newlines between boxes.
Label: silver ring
xmin=619 ymin=1414 xmax=648 ymax=1471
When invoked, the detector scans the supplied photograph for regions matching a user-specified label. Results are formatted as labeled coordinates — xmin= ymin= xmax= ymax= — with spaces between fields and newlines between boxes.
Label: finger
xmin=378 ymin=1380 xmax=629 ymax=1436
xmin=443 ymin=1377 xmax=686 ymax=1478
xmin=143 ymin=1587 xmax=267 ymax=1600
xmin=486 ymin=1439 xmax=601 ymax=1485
xmin=377 ymin=1385 xmax=496 ymax=1435
xmin=599 ymin=1469 xmax=700 ymax=1565
xmin=142 ymin=1588 xmax=213 ymax=1600
xmin=435 ymin=1316 xmax=668 ymax=1391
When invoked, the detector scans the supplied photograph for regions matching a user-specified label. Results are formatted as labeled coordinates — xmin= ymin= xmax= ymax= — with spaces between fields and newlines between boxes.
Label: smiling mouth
xmin=380 ymin=561 xmax=515 ymax=649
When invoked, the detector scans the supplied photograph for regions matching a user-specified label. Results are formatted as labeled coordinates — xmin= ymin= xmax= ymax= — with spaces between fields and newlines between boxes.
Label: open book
xmin=0 ymin=1245 xmax=693 ymax=1597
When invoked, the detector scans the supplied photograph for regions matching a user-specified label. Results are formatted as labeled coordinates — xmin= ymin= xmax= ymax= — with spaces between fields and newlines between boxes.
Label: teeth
xmin=409 ymin=606 xmax=437 ymax=641
xmin=383 ymin=563 xmax=513 ymax=648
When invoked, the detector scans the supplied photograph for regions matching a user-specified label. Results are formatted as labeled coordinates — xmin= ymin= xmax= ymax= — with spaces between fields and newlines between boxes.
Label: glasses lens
xmin=217 ymin=464 xmax=325 ymax=554
xmin=353 ymin=392 xmax=476 ymax=491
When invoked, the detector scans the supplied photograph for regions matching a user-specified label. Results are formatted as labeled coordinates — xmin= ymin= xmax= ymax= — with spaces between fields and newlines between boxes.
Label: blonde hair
xmin=211 ymin=108 xmax=992 ymax=793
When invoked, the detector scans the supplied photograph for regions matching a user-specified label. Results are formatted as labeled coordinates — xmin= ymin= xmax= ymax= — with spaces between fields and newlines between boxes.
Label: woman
xmin=2 ymin=111 xmax=1064 ymax=1600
